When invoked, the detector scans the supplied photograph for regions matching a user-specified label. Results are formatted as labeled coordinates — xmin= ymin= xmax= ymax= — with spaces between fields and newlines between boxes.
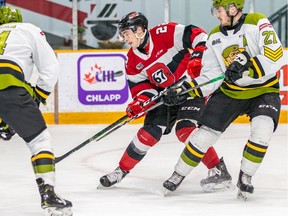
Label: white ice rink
xmin=0 ymin=123 xmax=287 ymax=216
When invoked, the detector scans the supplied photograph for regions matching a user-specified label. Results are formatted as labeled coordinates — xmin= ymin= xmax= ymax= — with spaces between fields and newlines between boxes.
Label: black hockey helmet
xmin=118 ymin=12 xmax=148 ymax=35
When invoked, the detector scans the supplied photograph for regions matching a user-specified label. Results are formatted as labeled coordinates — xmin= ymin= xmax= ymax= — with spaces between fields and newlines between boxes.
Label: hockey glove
xmin=126 ymin=95 xmax=156 ymax=118
xmin=32 ymin=86 xmax=50 ymax=106
xmin=161 ymin=81 xmax=196 ymax=106
xmin=187 ymin=45 xmax=206 ymax=78
xmin=225 ymin=51 xmax=253 ymax=84
xmin=0 ymin=120 xmax=15 ymax=141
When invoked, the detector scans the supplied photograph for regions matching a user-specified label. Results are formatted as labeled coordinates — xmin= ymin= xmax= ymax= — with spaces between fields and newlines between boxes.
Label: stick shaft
xmin=181 ymin=75 xmax=225 ymax=95
xmin=55 ymin=76 xmax=187 ymax=163
xmin=55 ymin=115 xmax=128 ymax=163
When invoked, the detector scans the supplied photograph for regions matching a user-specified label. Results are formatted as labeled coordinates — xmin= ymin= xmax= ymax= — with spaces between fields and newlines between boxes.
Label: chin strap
xmin=228 ymin=9 xmax=241 ymax=28
xmin=135 ymin=29 xmax=147 ymax=47
xmin=230 ymin=15 xmax=235 ymax=28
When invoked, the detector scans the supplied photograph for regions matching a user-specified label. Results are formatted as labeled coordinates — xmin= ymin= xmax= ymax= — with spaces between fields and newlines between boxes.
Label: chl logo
xmin=212 ymin=38 xmax=221 ymax=46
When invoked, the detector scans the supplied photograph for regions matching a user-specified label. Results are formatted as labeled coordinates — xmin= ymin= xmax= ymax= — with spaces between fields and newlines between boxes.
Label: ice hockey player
xmin=99 ymin=11 xmax=233 ymax=192
xmin=0 ymin=6 xmax=72 ymax=215
xmin=162 ymin=0 xmax=284 ymax=200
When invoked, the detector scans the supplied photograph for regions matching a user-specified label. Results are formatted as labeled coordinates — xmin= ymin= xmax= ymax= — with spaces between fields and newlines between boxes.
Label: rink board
xmin=41 ymin=49 xmax=288 ymax=124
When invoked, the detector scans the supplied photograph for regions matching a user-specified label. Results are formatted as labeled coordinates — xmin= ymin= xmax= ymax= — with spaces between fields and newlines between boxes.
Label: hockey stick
xmin=180 ymin=74 xmax=225 ymax=95
xmin=90 ymin=102 xmax=164 ymax=144
xmin=55 ymin=76 xmax=187 ymax=163
xmin=55 ymin=115 xmax=128 ymax=163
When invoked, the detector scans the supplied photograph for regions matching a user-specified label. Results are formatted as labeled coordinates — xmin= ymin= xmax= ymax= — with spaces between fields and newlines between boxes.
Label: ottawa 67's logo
xmin=145 ymin=62 xmax=175 ymax=88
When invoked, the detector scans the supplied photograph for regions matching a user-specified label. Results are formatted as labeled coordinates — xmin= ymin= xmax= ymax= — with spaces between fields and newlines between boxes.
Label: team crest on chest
xmin=222 ymin=45 xmax=245 ymax=67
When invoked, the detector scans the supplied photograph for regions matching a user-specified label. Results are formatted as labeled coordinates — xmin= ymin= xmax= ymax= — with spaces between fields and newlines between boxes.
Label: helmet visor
xmin=211 ymin=3 xmax=236 ymax=16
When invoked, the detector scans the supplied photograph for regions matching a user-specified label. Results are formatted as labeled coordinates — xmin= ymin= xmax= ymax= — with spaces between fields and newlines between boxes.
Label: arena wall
xmin=41 ymin=48 xmax=288 ymax=124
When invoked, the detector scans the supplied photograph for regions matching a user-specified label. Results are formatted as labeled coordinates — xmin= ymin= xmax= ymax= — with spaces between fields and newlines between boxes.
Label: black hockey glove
xmin=225 ymin=51 xmax=253 ymax=84
xmin=0 ymin=120 xmax=16 ymax=141
xmin=161 ymin=81 xmax=195 ymax=106
xmin=32 ymin=86 xmax=49 ymax=107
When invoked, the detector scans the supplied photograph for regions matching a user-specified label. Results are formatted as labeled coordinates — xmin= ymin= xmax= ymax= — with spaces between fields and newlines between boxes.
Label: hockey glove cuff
xmin=33 ymin=86 xmax=50 ymax=106
xmin=126 ymin=94 xmax=156 ymax=118
xmin=161 ymin=81 xmax=196 ymax=106
xmin=225 ymin=51 xmax=253 ymax=84
xmin=187 ymin=45 xmax=206 ymax=78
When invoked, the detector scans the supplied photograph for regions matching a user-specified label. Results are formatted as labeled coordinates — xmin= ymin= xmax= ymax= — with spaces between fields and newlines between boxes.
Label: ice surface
xmin=0 ymin=124 xmax=287 ymax=216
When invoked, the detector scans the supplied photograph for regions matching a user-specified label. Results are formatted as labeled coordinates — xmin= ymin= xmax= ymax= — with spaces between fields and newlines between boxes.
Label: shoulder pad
xmin=208 ymin=26 xmax=221 ymax=39
xmin=244 ymin=13 xmax=267 ymax=25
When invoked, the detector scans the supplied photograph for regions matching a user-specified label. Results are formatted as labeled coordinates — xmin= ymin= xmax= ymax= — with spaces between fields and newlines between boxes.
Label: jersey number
xmin=146 ymin=62 xmax=175 ymax=88
xmin=262 ymin=31 xmax=277 ymax=45
xmin=152 ymin=68 xmax=168 ymax=84
xmin=156 ymin=26 xmax=167 ymax=34
xmin=0 ymin=31 xmax=10 ymax=55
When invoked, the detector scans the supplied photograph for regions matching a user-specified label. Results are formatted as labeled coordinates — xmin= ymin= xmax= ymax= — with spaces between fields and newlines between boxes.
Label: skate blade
xmin=44 ymin=207 xmax=72 ymax=216
xmin=157 ymin=187 xmax=173 ymax=197
xmin=97 ymin=183 xmax=116 ymax=190
xmin=202 ymin=180 xmax=235 ymax=193
xmin=237 ymin=189 xmax=251 ymax=201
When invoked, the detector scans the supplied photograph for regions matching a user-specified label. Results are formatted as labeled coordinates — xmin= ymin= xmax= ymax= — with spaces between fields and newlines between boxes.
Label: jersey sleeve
xmin=25 ymin=24 xmax=59 ymax=95
xmin=193 ymin=42 xmax=224 ymax=97
xmin=180 ymin=24 xmax=207 ymax=49
xmin=250 ymin=14 xmax=284 ymax=78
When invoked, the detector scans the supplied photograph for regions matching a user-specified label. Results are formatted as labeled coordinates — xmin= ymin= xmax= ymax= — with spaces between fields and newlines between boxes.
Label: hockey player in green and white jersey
xmin=0 ymin=6 xmax=72 ymax=215
xmin=161 ymin=0 xmax=284 ymax=200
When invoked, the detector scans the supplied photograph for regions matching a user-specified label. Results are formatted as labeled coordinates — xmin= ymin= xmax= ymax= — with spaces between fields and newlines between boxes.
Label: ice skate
xmin=200 ymin=157 xmax=234 ymax=192
xmin=98 ymin=166 xmax=129 ymax=188
xmin=237 ymin=170 xmax=254 ymax=201
xmin=37 ymin=178 xmax=72 ymax=216
xmin=162 ymin=171 xmax=185 ymax=196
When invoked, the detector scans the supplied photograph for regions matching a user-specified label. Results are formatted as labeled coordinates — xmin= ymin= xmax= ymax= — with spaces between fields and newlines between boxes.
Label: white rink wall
xmin=38 ymin=49 xmax=288 ymax=124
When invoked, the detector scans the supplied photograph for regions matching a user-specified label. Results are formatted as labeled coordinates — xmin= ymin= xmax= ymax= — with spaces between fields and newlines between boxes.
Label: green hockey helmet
xmin=212 ymin=0 xmax=245 ymax=11
xmin=0 ymin=6 xmax=23 ymax=25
